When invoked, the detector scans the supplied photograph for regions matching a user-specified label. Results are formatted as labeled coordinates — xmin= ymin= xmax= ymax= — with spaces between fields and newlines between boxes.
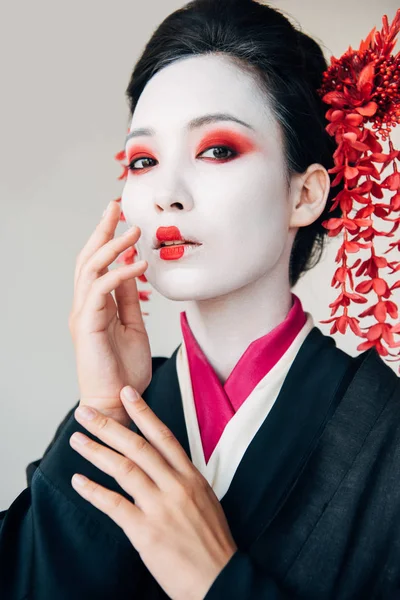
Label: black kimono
xmin=1 ymin=326 xmax=400 ymax=599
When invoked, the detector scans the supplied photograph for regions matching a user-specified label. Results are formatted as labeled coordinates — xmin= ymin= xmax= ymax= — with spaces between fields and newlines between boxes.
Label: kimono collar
xmin=179 ymin=293 xmax=307 ymax=463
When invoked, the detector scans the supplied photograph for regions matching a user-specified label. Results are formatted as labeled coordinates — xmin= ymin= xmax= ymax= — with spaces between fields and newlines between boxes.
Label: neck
xmin=182 ymin=270 xmax=293 ymax=384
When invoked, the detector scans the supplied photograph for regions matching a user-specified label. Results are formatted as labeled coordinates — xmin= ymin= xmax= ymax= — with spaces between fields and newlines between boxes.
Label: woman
xmin=1 ymin=0 xmax=399 ymax=598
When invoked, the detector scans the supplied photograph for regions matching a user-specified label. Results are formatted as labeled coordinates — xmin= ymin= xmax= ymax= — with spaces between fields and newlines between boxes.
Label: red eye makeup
xmin=196 ymin=128 xmax=259 ymax=155
xmin=125 ymin=145 xmax=156 ymax=170
xmin=125 ymin=127 xmax=260 ymax=172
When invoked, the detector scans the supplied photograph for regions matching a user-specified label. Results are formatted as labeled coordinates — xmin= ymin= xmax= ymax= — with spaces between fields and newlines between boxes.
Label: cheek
xmin=121 ymin=184 xmax=149 ymax=228
xmin=206 ymin=176 xmax=288 ymax=253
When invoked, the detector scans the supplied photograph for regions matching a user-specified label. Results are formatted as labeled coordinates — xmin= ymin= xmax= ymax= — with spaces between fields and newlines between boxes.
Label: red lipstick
xmin=154 ymin=226 xmax=202 ymax=261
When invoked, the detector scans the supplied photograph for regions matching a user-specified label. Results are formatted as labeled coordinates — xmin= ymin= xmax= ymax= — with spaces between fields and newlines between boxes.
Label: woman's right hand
xmin=68 ymin=200 xmax=152 ymax=426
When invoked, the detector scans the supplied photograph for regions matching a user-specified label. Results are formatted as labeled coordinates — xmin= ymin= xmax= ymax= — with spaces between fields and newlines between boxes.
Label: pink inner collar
xmin=179 ymin=293 xmax=307 ymax=463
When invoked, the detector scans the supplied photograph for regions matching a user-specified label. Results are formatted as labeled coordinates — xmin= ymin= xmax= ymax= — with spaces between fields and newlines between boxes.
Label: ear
xmin=288 ymin=163 xmax=331 ymax=228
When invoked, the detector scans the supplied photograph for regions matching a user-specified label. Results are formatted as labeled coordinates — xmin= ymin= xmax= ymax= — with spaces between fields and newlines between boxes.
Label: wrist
xmin=79 ymin=400 xmax=131 ymax=427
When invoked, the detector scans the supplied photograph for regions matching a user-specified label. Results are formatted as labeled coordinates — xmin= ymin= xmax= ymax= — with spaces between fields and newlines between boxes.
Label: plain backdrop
xmin=0 ymin=0 xmax=399 ymax=508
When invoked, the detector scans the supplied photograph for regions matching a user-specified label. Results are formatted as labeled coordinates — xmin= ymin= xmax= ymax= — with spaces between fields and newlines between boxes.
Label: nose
xmin=154 ymin=186 xmax=194 ymax=213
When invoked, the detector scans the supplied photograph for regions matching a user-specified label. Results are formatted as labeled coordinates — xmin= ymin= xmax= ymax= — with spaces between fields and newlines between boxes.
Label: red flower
xmin=355 ymin=277 xmax=390 ymax=296
xmin=317 ymin=8 xmax=400 ymax=369
xmin=355 ymin=254 xmax=387 ymax=278
xmin=321 ymin=314 xmax=363 ymax=336
xmin=381 ymin=172 xmax=400 ymax=191
xmin=115 ymin=246 xmax=136 ymax=266
xmin=358 ymin=300 xmax=398 ymax=322
xmin=322 ymin=216 xmax=372 ymax=236
xmin=114 ymin=149 xmax=129 ymax=180
xmin=138 ymin=290 xmax=152 ymax=301
xmin=357 ymin=338 xmax=389 ymax=356
xmin=328 ymin=290 xmax=368 ymax=316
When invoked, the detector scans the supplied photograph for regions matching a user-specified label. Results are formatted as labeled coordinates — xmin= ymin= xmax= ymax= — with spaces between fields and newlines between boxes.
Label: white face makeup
xmin=121 ymin=53 xmax=296 ymax=301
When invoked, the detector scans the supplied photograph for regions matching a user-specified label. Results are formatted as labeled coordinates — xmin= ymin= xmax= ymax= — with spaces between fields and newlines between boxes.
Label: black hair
xmin=125 ymin=0 xmax=342 ymax=286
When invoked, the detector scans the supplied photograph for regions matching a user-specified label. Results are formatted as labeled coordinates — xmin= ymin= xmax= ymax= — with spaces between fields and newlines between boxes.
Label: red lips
xmin=156 ymin=226 xmax=184 ymax=245
xmin=154 ymin=226 xmax=202 ymax=261
xmin=154 ymin=226 xmax=201 ymax=248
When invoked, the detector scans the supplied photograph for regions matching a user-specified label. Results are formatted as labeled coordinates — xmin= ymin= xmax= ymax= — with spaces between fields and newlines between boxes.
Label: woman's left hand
xmin=69 ymin=385 xmax=238 ymax=600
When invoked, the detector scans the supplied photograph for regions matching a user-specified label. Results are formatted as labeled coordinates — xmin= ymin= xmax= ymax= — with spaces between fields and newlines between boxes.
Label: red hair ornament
xmin=317 ymin=8 xmax=400 ymax=369
xmin=112 ymin=9 xmax=400 ymax=369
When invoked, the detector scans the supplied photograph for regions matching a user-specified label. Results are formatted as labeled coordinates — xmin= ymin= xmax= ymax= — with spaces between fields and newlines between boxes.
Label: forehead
xmin=129 ymin=54 xmax=279 ymax=142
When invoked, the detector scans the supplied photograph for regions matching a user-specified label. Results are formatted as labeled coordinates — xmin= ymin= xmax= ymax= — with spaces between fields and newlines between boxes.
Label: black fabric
xmin=1 ymin=330 xmax=399 ymax=599
xmin=205 ymin=341 xmax=400 ymax=599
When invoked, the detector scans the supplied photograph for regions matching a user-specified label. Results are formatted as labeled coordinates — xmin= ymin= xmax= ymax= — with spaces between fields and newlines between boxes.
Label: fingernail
xmin=70 ymin=432 xmax=90 ymax=446
xmin=122 ymin=386 xmax=140 ymax=402
xmin=75 ymin=406 xmax=96 ymax=420
xmin=72 ymin=474 xmax=88 ymax=487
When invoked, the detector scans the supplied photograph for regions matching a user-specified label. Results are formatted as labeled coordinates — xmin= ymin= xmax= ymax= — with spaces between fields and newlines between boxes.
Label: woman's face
xmin=121 ymin=54 xmax=296 ymax=301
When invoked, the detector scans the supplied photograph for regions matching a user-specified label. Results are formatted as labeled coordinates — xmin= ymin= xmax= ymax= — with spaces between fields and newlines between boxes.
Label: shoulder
xmin=306 ymin=328 xmax=400 ymax=439
xmin=366 ymin=351 xmax=400 ymax=428
xmin=339 ymin=347 xmax=400 ymax=458
xmin=309 ymin=326 xmax=399 ymax=394
xmin=348 ymin=346 xmax=399 ymax=401
xmin=335 ymin=342 xmax=400 ymax=425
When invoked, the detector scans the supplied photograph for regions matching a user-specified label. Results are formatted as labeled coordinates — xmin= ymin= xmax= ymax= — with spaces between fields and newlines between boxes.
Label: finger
xmin=69 ymin=431 xmax=157 ymax=508
xmin=74 ymin=200 xmax=120 ymax=290
xmin=71 ymin=473 xmax=143 ymax=539
xmin=114 ymin=259 xmax=149 ymax=329
xmin=73 ymin=225 xmax=143 ymax=317
xmin=82 ymin=260 xmax=148 ymax=317
xmin=73 ymin=406 xmax=178 ymax=490
xmin=120 ymin=388 xmax=194 ymax=476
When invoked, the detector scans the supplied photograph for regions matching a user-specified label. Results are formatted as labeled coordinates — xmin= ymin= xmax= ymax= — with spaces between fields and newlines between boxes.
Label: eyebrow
xmin=124 ymin=112 xmax=255 ymax=146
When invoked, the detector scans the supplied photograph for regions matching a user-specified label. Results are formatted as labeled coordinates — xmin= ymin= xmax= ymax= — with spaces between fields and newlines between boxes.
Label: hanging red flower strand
xmin=316 ymin=8 xmax=400 ymax=367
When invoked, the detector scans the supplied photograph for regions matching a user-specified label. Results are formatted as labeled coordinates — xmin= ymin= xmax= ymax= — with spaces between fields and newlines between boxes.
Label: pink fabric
xmin=179 ymin=293 xmax=307 ymax=463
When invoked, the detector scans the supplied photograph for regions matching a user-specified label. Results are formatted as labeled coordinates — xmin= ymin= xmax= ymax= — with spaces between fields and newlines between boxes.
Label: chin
xmin=150 ymin=281 xmax=214 ymax=302
xmin=147 ymin=271 xmax=249 ymax=302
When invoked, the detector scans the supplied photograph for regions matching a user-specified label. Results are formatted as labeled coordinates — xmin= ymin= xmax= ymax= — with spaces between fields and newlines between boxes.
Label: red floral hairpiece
xmin=316 ymin=8 xmax=400 ymax=368
xmin=112 ymin=9 xmax=400 ymax=369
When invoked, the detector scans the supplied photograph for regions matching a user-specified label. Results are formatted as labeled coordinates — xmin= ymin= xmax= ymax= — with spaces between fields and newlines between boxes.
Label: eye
xmin=198 ymin=145 xmax=237 ymax=160
xmin=127 ymin=157 xmax=157 ymax=171
xmin=126 ymin=145 xmax=237 ymax=172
